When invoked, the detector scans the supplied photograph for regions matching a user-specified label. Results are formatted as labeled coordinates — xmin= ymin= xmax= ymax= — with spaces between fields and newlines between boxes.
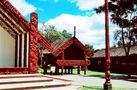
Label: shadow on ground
xmin=86 ymin=74 xmax=137 ymax=83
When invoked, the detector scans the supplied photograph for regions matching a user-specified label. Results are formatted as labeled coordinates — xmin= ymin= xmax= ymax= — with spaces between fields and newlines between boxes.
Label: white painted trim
xmin=26 ymin=32 xmax=29 ymax=67
xmin=21 ymin=33 xmax=24 ymax=67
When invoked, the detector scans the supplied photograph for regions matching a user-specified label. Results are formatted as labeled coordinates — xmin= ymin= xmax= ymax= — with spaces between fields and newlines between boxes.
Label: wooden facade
xmin=43 ymin=37 xmax=92 ymax=75
xmin=89 ymin=46 xmax=137 ymax=75
xmin=0 ymin=0 xmax=52 ymax=74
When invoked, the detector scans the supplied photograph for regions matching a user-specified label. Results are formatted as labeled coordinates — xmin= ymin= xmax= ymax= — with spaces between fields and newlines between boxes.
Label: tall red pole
xmin=104 ymin=0 xmax=112 ymax=89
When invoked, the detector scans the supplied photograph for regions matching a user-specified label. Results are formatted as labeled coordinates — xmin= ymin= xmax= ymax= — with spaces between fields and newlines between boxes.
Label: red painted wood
xmin=0 ymin=68 xmax=28 ymax=74
xmin=0 ymin=7 xmax=22 ymax=33
xmin=37 ymin=31 xmax=53 ymax=52
xmin=29 ymin=12 xmax=39 ymax=73
xmin=0 ymin=0 xmax=31 ymax=30
xmin=52 ymin=37 xmax=93 ymax=58
xmin=0 ymin=0 xmax=53 ymax=74
xmin=57 ymin=60 xmax=90 ymax=66
xmin=104 ymin=0 xmax=112 ymax=88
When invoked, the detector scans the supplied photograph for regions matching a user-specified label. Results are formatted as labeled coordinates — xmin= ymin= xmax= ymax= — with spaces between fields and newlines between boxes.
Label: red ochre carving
xmin=57 ymin=60 xmax=90 ymax=66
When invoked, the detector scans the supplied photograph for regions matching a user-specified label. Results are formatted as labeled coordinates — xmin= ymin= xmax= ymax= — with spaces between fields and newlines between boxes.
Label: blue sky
xmin=26 ymin=0 xmax=91 ymax=22
xmin=9 ymin=0 xmax=118 ymax=49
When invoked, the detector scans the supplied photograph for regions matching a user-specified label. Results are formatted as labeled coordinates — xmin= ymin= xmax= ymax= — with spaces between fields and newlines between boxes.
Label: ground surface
xmin=41 ymin=70 xmax=137 ymax=90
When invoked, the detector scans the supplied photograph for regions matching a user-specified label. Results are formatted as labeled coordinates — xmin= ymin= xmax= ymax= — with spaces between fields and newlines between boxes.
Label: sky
xmin=9 ymin=0 xmax=118 ymax=49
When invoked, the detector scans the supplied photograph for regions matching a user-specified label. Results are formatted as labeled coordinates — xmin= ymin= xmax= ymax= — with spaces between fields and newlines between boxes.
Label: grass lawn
xmin=71 ymin=69 xmax=126 ymax=77
xmin=38 ymin=67 xmax=126 ymax=77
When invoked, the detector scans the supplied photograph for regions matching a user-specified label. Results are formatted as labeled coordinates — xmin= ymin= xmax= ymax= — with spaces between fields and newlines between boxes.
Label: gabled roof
xmin=0 ymin=0 xmax=30 ymax=31
xmin=0 ymin=0 xmax=52 ymax=51
xmin=37 ymin=32 xmax=53 ymax=52
xmin=52 ymin=36 xmax=93 ymax=58
xmin=93 ymin=46 xmax=137 ymax=58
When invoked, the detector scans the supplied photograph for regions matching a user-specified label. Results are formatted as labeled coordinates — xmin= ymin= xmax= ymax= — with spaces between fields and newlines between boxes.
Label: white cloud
xmin=43 ymin=13 xmax=118 ymax=49
xmin=69 ymin=0 xmax=105 ymax=10
xmin=9 ymin=0 xmax=37 ymax=16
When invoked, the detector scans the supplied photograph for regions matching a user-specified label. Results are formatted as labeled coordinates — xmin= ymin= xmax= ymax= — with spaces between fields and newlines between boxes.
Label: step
xmin=0 ymin=77 xmax=53 ymax=84
xmin=0 ymin=74 xmax=43 ymax=78
xmin=0 ymin=80 xmax=71 ymax=90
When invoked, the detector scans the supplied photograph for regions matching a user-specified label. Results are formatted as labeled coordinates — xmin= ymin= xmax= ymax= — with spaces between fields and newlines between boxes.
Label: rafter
xmin=0 ymin=0 xmax=30 ymax=31
xmin=0 ymin=10 xmax=21 ymax=35
xmin=0 ymin=17 xmax=16 ymax=39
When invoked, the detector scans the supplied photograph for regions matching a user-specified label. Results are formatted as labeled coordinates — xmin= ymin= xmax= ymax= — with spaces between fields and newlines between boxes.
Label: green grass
xmin=38 ymin=67 xmax=126 ymax=78
xmin=71 ymin=69 xmax=126 ymax=77
xmin=37 ymin=67 xmax=44 ymax=73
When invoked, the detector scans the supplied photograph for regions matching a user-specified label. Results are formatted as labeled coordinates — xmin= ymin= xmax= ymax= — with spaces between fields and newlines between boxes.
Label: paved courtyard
xmin=44 ymin=74 xmax=137 ymax=90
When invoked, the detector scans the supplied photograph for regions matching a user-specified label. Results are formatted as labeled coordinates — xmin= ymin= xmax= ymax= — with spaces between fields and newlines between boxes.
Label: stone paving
xmin=43 ymin=74 xmax=137 ymax=90
xmin=0 ymin=74 xmax=137 ymax=90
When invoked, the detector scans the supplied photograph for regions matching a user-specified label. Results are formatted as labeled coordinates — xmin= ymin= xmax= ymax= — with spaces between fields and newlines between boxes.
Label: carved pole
xmin=104 ymin=0 xmax=112 ymax=89
xmin=29 ymin=12 xmax=38 ymax=73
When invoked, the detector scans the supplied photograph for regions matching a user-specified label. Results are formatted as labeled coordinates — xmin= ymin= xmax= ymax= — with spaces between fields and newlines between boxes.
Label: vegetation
xmin=39 ymin=24 xmax=72 ymax=43
xmin=85 ymin=44 xmax=94 ymax=53
xmin=95 ymin=0 xmax=137 ymax=56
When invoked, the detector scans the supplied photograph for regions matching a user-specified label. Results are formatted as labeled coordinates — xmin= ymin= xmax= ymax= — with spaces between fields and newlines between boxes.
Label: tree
xmin=40 ymin=25 xmax=65 ymax=43
xmin=95 ymin=0 xmax=137 ymax=56
xmin=61 ymin=30 xmax=72 ymax=39
xmin=85 ymin=44 xmax=94 ymax=53
xmin=40 ymin=24 xmax=72 ymax=43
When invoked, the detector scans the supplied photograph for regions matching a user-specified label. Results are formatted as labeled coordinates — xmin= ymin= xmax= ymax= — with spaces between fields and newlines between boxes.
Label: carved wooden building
xmin=89 ymin=46 xmax=137 ymax=75
xmin=0 ymin=0 xmax=52 ymax=74
xmin=43 ymin=36 xmax=93 ymax=74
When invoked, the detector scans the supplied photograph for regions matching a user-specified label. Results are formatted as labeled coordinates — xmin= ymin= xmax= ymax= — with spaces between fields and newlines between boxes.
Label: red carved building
xmin=43 ymin=36 xmax=93 ymax=75
xmin=0 ymin=0 xmax=52 ymax=74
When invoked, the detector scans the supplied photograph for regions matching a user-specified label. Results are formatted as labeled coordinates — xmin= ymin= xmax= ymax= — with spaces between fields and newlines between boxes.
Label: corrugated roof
xmin=93 ymin=46 xmax=137 ymax=58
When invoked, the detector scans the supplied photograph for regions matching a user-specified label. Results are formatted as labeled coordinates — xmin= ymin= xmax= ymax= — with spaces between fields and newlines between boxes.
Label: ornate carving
xmin=52 ymin=37 xmax=93 ymax=58
xmin=37 ymin=31 xmax=53 ymax=52
xmin=53 ymin=39 xmax=73 ymax=57
xmin=0 ymin=68 xmax=28 ymax=74
xmin=1 ymin=0 xmax=30 ymax=30
xmin=29 ymin=31 xmax=39 ymax=73
xmin=57 ymin=60 xmax=90 ymax=66
xmin=0 ymin=0 xmax=53 ymax=74
xmin=30 ymin=12 xmax=38 ymax=29
xmin=29 ymin=12 xmax=39 ymax=73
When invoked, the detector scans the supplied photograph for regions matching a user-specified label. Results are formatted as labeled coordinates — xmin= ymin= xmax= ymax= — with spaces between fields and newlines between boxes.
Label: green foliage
xmin=61 ymin=30 xmax=72 ymax=39
xmin=39 ymin=24 xmax=72 ymax=43
xmin=95 ymin=0 xmax=137 ymax=55
xmin=85 ymin=44 xmax=94 ymax=53
xmin=41 ymin=25 xmax=65 ymax=43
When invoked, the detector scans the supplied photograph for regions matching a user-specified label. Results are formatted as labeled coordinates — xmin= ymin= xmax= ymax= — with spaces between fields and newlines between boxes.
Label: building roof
xmin=45 ymin=36 xmax=93 ymax=58
xmin=0 ymin=0 xmax=52 ymax=51
xmin=93 ymin=46 xmax=137 ymax=58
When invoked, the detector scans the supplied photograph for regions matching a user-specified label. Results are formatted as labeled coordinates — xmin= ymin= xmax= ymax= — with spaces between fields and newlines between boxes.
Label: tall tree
xmin=40 ymin=25 xmax=65 ymax=43
xmin=61 ymin=29 xmax=72 ymax=39
xmin=85 ymin=44 xmax=94 ymax=53
xmin=95 ymin=0 xmax=137 ymax=56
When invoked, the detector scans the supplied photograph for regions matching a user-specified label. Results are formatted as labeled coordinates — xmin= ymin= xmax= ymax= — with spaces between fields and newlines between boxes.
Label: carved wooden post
xmin=29 ymin=12 xmax=38 ymax=73
xmin=104 ymin=0 xmax=112 ymax=89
